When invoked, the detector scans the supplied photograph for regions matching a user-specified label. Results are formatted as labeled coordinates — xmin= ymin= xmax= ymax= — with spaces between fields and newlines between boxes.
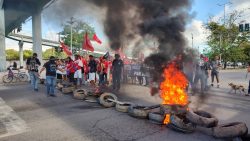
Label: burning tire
xmin=186 ymin=110 xmax=218 ymax=128
xmin=99 ymin=93 xmax=118 ymax=108
xmin=62 ymin=86 xmax=75 ymax=94
xmin=115 ymin=103 xmax=132 ymax=113
xmin=212 ymin=122 xmax=248 ymax=138
xmin=73 ymin=89 xmax=87 ymax=100
xmin=148 ymin=112 xmax=164 ymax=125
xmin=128 ymin=105 xmax=150 ymax=119
xmin=167 ymin=115 xmax=195 ymax=133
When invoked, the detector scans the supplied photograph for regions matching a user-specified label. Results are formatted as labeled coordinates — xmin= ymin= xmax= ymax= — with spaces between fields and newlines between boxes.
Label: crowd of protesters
xmin=24 ymin=51 xmax=229 ymax=97
xmin=25 ymin=52 xmax=128 ymax=96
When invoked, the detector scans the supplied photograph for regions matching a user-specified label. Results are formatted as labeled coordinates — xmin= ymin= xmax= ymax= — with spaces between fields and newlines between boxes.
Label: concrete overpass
xmin=0 ymin=0 xmax=53 ymax=71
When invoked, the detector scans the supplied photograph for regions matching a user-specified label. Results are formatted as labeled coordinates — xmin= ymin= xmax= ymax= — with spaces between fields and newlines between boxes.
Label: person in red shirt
xmin=103 ymin=58 xmax=109 ymax=85
xmin=66 ymin=57 xmax=76 ymax=85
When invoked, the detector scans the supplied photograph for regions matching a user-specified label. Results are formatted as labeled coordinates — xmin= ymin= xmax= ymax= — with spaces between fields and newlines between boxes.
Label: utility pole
xmin=67 ymin=17 xmax=75 ymax=55
xmin=218 ymin=2 xmax=232 ymax=25
xmin=217 ymin=2 xmax=231 ymax=63
xmin=191 ymin=33 xmax=193 ymax=48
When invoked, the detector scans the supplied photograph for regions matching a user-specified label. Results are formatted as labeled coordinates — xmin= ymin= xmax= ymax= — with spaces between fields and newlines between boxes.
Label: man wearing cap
xmin=26 ymin=53 xmax=41 ymax=91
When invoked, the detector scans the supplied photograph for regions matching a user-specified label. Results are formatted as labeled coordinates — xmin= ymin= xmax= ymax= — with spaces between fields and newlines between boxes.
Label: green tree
xmin=205 ymin=10 xmax=250 ymax=68
xmin=61 ymin=20 xmax=95 ymax=52
xmin=42 ymin=48 xmax=67 ymax=59
xmin=6 ymin=49 xmax=19 ymax=60
xmin=23 ymin=50 xmax=32 ymax=60
xmin=43 ymin=48 xmax=55 ymax=59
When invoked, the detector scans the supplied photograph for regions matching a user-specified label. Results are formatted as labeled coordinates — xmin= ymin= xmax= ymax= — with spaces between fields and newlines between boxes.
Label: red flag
xmin=92 ymin=33 xmax=102 ymax=44
xmin=60 ymin=42 xmax=72 ymax=56
xmin=83 ymin=33 xmax=94 ymax=52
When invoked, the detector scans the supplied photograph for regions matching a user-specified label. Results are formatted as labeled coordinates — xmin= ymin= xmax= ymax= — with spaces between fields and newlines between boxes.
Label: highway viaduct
xmin=0 ymin=0 xmax=53 ymax=71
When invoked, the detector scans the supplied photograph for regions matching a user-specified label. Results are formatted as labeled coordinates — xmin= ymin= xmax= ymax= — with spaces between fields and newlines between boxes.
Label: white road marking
xmin=0 ymin=97 xmax=28 ymax=138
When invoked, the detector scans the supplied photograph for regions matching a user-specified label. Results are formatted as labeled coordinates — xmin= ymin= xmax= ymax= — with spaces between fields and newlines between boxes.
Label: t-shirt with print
xmin=43 ymin=61 xmax=57 ymax=76
xmin=26 ymin=57 xmax=41 ymax=72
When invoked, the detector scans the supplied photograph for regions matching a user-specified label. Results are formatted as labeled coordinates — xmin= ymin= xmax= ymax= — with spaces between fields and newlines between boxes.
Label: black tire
xmin=212 ymin=122 xmax=248 ymax=138
xmin=99 ymin=93 xmax=118 ymax=108
xmin=18 ymin=74 xmax=28 ymax=82
xmin=73 ymin=89 xmax=87 ymax=100
xmin=148 ymin=112 xmax=164 ymax=125
xmin=167 ymin=115 xmax=196 ymax=134
xmin=128 ymin=105 xmax=150 ymax=119
xmin=3 ymin=75 xmax=13 ymax=83
xmin=115 ymin=103 xmax=132 ymax=113
xmin=186 ymin=110 xmax=218 ymax=128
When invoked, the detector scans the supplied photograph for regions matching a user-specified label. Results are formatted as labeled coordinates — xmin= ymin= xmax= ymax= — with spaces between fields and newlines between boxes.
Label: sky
xmin=5 ymin=0 xmax=250 ymax=54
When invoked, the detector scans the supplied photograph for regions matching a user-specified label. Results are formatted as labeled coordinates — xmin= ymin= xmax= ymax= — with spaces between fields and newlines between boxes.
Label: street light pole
xmin=218 ymin=2 xmax=232 ymax=25
xmin=67 ymin=17 xmax=75 ymax=54
xmin=191 ymin=33 xmax=193 ymax=48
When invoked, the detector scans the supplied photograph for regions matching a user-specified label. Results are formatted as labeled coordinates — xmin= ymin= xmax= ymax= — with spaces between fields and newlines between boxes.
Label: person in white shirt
xmin=74 ymin=55 xmax=83 ymax=86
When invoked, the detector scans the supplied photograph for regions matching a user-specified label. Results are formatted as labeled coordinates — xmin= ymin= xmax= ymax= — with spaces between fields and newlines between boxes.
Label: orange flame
xmin=163 ymin=114 xmax=170 ymax=124
xmin=160 ymin=63 xmax=189 ymax=124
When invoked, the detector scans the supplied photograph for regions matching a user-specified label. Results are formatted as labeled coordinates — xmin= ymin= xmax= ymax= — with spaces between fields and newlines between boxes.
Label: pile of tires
xmin=73 ymin=89 xmax=87 ymax=100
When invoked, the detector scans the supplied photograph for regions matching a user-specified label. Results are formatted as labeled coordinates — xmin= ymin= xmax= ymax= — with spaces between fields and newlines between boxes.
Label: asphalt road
xmin=0 ymin=69 xmax=249 ymax=141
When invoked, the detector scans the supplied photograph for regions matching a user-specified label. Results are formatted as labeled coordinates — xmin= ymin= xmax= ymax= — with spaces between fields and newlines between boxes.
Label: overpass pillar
xmin=0 ymin=1 xmax=6 ymax=72
xmin=32 ymin=10 xmax=42 ymax=61
xmin=18 ymin=41 xmax=23 ymax=68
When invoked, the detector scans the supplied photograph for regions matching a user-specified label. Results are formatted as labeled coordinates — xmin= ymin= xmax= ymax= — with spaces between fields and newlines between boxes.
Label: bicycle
xmin=2 ymin=67 xmax=28 ymax=83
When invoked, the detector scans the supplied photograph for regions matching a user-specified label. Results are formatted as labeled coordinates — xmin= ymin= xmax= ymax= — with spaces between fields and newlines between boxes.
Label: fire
xmin=160 ymin=62 xmax=189 ymax=124
xmin=163 ymin=114 xmax=170 ymax=124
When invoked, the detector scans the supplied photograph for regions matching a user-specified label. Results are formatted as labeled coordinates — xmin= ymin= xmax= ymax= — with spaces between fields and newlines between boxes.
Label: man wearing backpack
xmin=39 ymin=56 xmax=64 ymax=97
xmin=26 ymin=53 xmax=41 ymax=91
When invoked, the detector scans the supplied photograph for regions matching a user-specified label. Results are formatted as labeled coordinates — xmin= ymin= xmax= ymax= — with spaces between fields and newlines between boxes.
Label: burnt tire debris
xmin=186 ymin=110 xmax=218 ymax=128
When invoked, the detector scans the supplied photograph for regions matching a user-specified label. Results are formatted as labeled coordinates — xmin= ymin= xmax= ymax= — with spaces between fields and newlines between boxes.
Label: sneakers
xmin=211 ymin=84 xmax=214 ymax=87
xmin=34 ymin=89 xmax=38 ymax=92
xmin=217 ymin=84 xmax=220 ymax=88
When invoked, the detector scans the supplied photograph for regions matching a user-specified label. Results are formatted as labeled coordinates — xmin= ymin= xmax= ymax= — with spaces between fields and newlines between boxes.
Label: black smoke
xmin=89 ymin=0 xmax=192 ymax=81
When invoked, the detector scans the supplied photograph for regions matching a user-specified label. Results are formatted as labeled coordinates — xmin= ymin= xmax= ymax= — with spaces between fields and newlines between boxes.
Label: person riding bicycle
xmin=26 ymin=53 xmax=41 ymax=91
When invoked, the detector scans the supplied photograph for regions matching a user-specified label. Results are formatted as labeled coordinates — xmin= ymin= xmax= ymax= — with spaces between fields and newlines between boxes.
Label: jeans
xmin=248 ymin=80 xmax=250 ymax=94
xmin=193 ymin=71 xmax=208 ymax=92
xmin=112 ymin=72 xmax=121 ymax=90
xmin=46 ymin=76 xmax=56 ymax=95
xmin=29 ymin=71 xmax=39 ymax=90
xmin=211 ymin=71 xmax=219 ymax=83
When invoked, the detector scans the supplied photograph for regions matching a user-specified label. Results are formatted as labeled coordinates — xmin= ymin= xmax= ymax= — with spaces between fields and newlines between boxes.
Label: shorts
xmin=89 ymin=72 xmax=96 ymax=81
xmin=74 ymin=69 xmax=82 ymax=79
